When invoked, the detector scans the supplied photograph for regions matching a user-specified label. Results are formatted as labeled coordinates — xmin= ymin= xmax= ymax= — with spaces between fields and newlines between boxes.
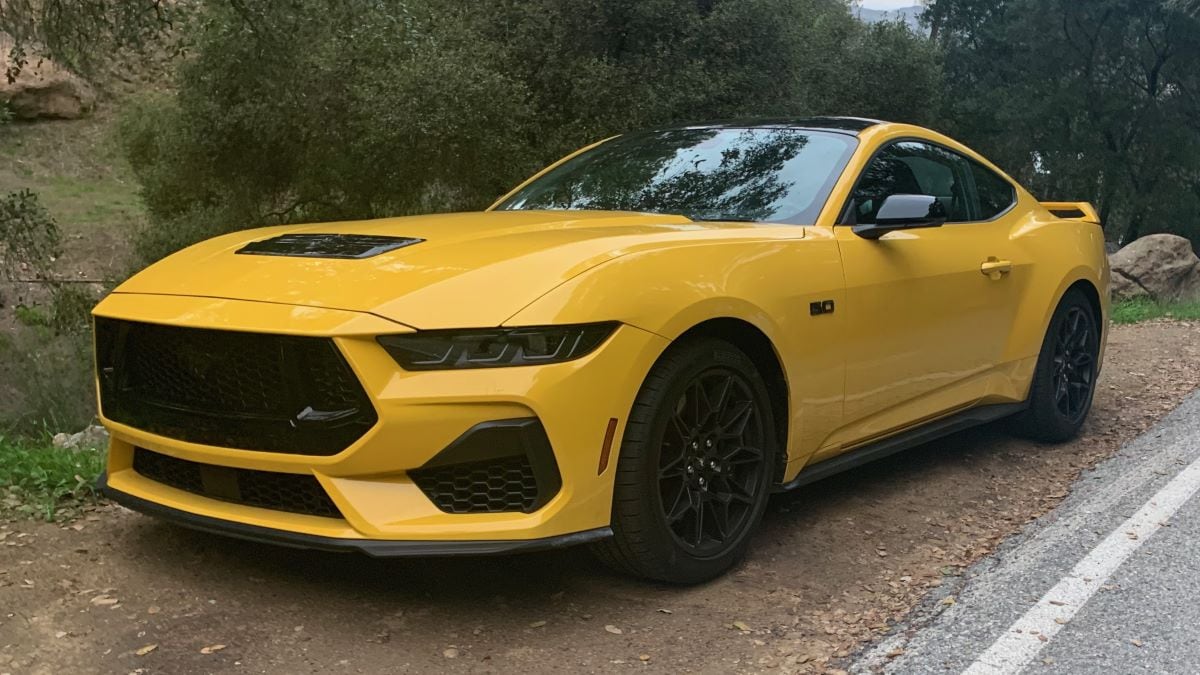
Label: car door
xmin=822 ymin=140 xmax=1025 ymax=452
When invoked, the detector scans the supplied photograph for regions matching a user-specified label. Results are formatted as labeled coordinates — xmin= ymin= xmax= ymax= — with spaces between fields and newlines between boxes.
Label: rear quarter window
xmin=970 ymin=161 xmax=1016 ymax=219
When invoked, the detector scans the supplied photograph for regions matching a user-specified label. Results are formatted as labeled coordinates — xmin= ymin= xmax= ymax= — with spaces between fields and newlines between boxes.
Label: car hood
xmin=113 ymin=210 xmax=764 ymax=329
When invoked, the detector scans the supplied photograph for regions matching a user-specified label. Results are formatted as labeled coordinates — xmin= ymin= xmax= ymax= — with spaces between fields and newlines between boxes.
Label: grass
xmin=0 ymin=112 xmax=145 ymax=242
xmin=0 ymin=435 xmax=105 ymax=521
xmin=1111 ymin=297 xmax=1200 ymax=324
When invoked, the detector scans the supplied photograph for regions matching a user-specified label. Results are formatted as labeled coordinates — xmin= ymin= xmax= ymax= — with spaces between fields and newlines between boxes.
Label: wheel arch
xmin=667 ymin=317 xmax=790 ymax=484
xmin=1066 ymin=278 xmax=1104 ymax=333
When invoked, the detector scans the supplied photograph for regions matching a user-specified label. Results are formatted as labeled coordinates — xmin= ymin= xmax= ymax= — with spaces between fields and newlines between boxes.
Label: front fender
xmin=505 ymin=230 xmax=848 ymax=467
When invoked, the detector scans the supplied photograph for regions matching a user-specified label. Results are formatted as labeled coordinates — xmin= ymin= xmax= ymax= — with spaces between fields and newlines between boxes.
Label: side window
xmin=850 ymin=141 xmax=977 ymax=224
xmin=969 ymin=160 xmax=1016 ymax=219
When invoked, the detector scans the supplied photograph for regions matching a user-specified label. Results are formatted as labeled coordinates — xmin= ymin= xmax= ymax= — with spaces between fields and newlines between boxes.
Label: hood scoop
xmin=236 ymin=233 xmax=424 ymax=259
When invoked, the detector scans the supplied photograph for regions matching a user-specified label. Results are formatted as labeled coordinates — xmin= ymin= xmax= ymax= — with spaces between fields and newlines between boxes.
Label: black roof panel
xmin=667 ymin=116 xmax=887 ymax=134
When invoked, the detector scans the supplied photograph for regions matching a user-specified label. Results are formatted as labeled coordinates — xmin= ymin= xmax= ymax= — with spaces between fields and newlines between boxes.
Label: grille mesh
xmin=124 ymin=323 xmax=287 ymax=415
xmin=95 ymin=318 xmax=377 ymax=455
xmin=133 ymin=448 xmax=342 ymax=519
xmin=410 ymin=456 xmax=540 ymax=514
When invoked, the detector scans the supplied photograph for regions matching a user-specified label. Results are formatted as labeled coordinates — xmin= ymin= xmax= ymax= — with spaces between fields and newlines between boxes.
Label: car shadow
xmin=118 ymin=419 xmax=1022 ymax=606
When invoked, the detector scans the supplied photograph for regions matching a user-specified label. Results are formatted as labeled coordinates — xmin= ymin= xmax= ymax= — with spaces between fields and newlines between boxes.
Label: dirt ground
xmin=1 ymin=320 xmax=1197 ymax=675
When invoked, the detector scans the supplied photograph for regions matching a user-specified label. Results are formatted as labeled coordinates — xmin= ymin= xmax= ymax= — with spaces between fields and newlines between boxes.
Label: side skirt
xmin=777 ymin=402 xmax=1027 ymax=492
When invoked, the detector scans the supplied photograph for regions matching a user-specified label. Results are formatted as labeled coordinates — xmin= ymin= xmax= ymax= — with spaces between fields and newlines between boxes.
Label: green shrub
xmin=0 ymin=189 xmax=61 ymax=280
xmin=119 ymin=0 xmax=943 ymax=264
xmin=0 ymin=326 xmax=97 ymax=435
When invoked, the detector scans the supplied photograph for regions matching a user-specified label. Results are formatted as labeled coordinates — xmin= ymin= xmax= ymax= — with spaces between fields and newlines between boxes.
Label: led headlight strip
xmin=378 ymin=322 xmax=619 ymax=370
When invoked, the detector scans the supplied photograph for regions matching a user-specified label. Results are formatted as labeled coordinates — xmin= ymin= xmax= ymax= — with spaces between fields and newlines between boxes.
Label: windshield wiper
xmin=689 ymin=216 xmax=761 ymax=223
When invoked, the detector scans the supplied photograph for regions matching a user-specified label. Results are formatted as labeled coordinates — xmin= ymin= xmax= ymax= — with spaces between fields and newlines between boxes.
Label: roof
xmin=667 ymin=116 xmax=888 ymax=135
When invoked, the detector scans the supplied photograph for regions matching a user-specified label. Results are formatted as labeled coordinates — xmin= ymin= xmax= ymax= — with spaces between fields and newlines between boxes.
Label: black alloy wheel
xmin=1051 ymin=306 xmax=1096 ymax=422
xmin=658 ymin=369 xmax=768 ymax=556
xmin=592 ymin=338 xmax=777 ymax=584
xmin=1011 ymin=288 xmax=1101 ymax=442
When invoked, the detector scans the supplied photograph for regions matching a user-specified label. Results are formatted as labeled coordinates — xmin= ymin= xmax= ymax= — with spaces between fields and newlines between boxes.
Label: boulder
xmin=1108 ymin=234 xmax=1200 ymax=301
xmin=0 ymin=34 xmax=96 ymax=120
xmin=52 ymin=425 xmax=109 ymax=451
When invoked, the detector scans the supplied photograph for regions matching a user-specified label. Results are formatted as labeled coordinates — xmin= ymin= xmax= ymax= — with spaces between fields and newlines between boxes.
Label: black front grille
xmin=95 ymin=318 xmax=377 ymax=455
xmin=411 ymin=456 xmax=540 ymax=513
xmin=133 ymin=448 xmax=342 ymax=519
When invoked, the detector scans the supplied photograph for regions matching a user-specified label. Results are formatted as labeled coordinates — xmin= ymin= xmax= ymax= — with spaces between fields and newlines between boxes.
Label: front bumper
xmin=94 ymin=292 xmax=669 ymax=547
xmin=98 ymin=472 xmax=612 ymax=556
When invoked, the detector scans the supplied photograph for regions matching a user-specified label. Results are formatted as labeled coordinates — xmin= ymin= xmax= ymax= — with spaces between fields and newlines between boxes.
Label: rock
xmin=0 ymin=33 xmax=97 ymax=120
xmin=52 ymin=425 xmax=109 ymax=450
xmin=1108 ymin=234 xmax=1200 ymax=301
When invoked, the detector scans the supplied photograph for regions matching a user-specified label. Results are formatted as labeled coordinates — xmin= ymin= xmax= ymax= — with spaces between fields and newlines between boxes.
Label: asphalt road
xmin=853 ymin=389 xmax=1200 ymax=674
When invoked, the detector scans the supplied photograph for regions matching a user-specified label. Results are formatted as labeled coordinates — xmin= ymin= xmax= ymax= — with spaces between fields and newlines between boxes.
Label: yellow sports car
xmin=94 ymin=118 xmax=1108 ymax=583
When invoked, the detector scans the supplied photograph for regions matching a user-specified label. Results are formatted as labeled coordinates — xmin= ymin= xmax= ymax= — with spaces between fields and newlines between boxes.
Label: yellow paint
xmin=95 ymin=122 xmax=1109 ymax=543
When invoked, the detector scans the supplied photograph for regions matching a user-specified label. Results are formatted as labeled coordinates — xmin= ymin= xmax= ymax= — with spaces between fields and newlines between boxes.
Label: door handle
xmin=980 ymin=257 xmax=1012 ymax=279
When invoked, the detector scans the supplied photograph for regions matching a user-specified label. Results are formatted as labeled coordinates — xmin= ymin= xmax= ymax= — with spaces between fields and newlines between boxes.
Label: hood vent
xmin=236 ymin=234 xmax=424 ymax=259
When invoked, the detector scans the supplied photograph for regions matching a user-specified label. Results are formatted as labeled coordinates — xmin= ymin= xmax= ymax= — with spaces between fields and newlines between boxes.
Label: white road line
xmin=963 ymin=452 xmax=1200 ymax=675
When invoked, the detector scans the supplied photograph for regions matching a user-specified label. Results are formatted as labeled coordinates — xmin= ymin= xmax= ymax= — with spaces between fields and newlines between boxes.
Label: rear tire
xmin=591 ymin=338 xmax=777 ymax=584
xmin=1011 ymin=288 xmax=1100 ymax=442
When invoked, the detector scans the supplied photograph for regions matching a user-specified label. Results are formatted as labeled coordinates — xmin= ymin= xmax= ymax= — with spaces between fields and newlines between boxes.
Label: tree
xmin=120 ymin=0 xmax=942 ymax=261
xmin=926 ymin=0 xmax=1200 ymax=245
xmin=0 ymin=0 xmax=184 ymax=80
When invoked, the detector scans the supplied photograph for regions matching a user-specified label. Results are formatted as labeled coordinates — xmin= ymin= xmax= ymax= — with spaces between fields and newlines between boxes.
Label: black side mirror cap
xmin=852 ymin=194 xmax=948 ymax=240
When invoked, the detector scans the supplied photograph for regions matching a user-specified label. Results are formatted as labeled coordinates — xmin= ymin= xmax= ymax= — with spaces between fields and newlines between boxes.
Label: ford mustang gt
xmin=94 ymin=117 xmax=1108 ymax=583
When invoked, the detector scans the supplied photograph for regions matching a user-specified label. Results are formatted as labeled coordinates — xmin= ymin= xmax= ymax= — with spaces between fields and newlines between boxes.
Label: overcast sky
xmin=858 ymin=0 xmax=923 ymax=9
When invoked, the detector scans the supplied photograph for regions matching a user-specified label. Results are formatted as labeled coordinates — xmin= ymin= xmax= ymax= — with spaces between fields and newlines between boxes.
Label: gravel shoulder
xmin=1 ymin=320 xmax=1198 ymax=675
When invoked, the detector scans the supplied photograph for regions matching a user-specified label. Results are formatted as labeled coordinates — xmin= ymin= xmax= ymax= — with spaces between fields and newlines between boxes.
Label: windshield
xmin=496 ymin=127 xmax=857 ymax=223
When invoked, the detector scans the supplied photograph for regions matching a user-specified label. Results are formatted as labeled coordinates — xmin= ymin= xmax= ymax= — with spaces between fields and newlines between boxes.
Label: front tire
xmin=591 ymin=338 xmax=777 ymax=584
xmin=1011 ymin=288 xmax=1100 ymax=442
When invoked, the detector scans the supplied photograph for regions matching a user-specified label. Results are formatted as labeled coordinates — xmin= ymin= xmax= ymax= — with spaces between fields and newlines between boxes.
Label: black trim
xmin=836 ymin=137 xmax=1020 ymax=228
xmin=410 ymin=418 xmax=562 ymax=513
xmin=99 ymin=473 xmax=611 ymax=557
xmin=94 ymin=318 xmax=377 ymax=456
xmin=665 ymin=116 xmax=885 ymax=134
xmin=133 ymin=448 xmax=343 ymax=519
xmin=778 ymin=402 xmax=1026 ymax=491
xmin=1046 ymin=207 xmax=1086 ymax=219
xmin=236 ymin=234 xmax=424 ymax=259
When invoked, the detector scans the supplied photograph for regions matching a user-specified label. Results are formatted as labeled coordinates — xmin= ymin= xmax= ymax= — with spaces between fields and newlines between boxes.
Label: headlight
xmin=378 ymin=323 xmax=619 ymax=370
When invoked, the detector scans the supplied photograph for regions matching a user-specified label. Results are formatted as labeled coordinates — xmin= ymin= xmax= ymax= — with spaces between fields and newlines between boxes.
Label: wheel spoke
xmin=722 ymin=400 xmax=754 ymax=436
xmin=710 ymin=498 xmax=730 ymax=540
xmin=721 ymin=476 xmax=755 ymax=504
xmin=665 ymin=486 xmax=693 ymax=525
xmin=723 ymin=444 xmax=763 ymax=464
xmin=712 ymin=376 xmax=734 ymax=419
xmin=669 ymin=413 xmax=691 ymax=445
xmin=692 ymin=497 xmax=705 ymax=546
xmin=659 ymin=452 xmax=686 ymax=479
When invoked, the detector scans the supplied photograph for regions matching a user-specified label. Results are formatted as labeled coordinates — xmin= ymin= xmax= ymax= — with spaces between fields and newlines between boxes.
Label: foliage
xmin=925 ymin=0 xmax=1200 ymax=246
xmin=0 ymin=188 xmax=60 ymax=280
xmin=0 ymin=0 xmax=189 ymax=80
xmin=1111 ymin=297 xmax=1200 ymax=324
xmin=0 ymin=435 xmax=104 ymax=520
xmin=0 ymin=189 xmax=96 ymax=434
xmin=0 ymin=325 xmax=97 ymax=434
xmin=118 ymin=0 xmax=942 ymax=261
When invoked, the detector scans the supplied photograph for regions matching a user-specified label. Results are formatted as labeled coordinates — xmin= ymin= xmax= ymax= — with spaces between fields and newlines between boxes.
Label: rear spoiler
xmin=1040 ymin=201 xmax=1100 ymax=224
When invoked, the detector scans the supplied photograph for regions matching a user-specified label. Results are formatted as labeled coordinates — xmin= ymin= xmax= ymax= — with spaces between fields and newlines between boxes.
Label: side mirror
xmin=852 ymin=194 xmax=948 ymax=240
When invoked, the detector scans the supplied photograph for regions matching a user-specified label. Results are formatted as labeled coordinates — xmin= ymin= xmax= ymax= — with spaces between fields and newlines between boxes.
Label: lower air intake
xmin=132 ymin=448 xmax=343 ymax=519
